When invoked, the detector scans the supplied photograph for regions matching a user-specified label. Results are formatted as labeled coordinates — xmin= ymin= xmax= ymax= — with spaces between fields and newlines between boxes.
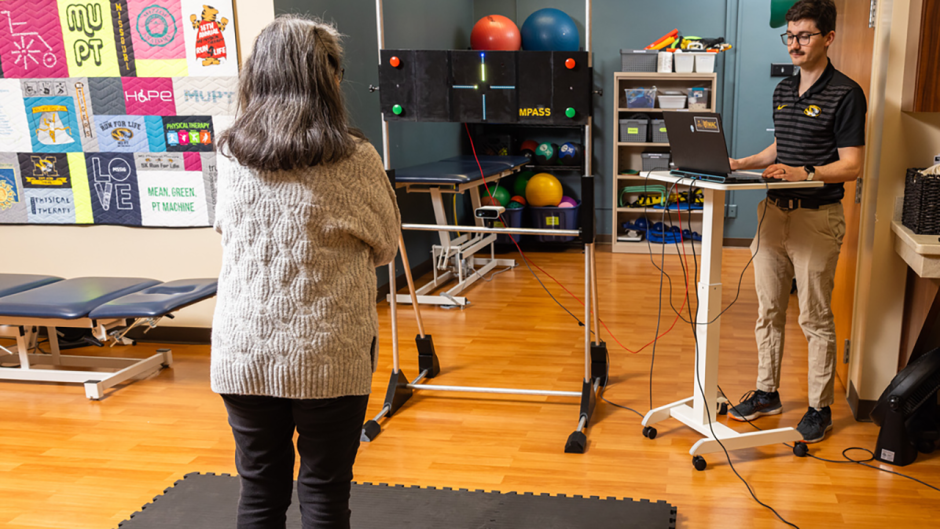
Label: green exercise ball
xmin=482 ymin=185 xmax=511 ymax=207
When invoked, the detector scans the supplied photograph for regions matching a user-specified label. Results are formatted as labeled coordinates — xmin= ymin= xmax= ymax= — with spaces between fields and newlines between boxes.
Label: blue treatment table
xmin=0 ymin=276 xmax=217 ymax=399
xmin=393 ymin=155 xmax=529 ymax=307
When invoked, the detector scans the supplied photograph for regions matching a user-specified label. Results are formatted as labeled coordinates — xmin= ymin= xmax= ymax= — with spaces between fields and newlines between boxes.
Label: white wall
xmin=0 ymin=0 xmax=276 ymax=328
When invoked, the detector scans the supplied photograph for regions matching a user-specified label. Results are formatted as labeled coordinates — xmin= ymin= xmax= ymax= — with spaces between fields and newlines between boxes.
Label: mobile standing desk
xmin=640 ymin=172 xmax=823 ymax=470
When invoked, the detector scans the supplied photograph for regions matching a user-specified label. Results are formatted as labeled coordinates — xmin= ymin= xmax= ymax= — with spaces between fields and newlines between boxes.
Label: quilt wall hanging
xmin=0 ymin=0 xmax=238 ymax=227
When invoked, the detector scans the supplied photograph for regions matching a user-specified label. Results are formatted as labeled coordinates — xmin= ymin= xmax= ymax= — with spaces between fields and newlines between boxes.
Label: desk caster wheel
xmin=692 ymin=455 xmax=707 ymax=471
xmin=718 ymin=402 xmax=729 ymax=415
xmin=793 ymin=441 xmax=809 ymax=457
xmin=360 ymin=420 xmax=381 ymax=442
xmin=642 ymin=426 xmax=657 ymax=439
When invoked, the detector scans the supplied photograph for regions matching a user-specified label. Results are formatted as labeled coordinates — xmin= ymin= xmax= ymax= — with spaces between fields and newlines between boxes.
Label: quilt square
xmin=58 ymin=0 xmax=121 ymax=77
xmin=89 ymin=76 xmax=126 ymax=115
xmin=123 ymin=77 xmax=177 ymax=115
xmin=138 ymin=168 xmax=208 ymax=226
xmin=86 ymin=152 xmax=142 ymax=225
xmin=181 ymin=0 xmax=237 ymax=77
xmin=95 ymin=115 xmax=149 ymax=152
xmin=0 ymin=79 xmax=33 ymax=151
xmin=0 ymin=154 xmax=28 ymax=223
xmin=0 ymin=1 xmax=69 ymax=78
xmin=128 ymin=0 xmax=186 ymax=60
xmin=25 ymin=95 xmax=82 ymax=152
xmin=162 ymin=115 xmax=213 ymax=152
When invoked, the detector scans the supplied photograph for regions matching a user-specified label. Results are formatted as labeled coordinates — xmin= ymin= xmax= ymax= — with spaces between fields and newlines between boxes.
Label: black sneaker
xmin=728 ymin=389 xmax=782 ymax=422
xmin=797 ymin=406 xmax=833 ymax=443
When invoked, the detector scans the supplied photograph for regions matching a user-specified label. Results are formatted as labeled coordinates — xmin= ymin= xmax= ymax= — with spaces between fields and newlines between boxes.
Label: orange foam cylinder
xmin=645 ymin=29 xmax=678 ymax=49
xmin=649 ymin=36 xmax=676 ymax=51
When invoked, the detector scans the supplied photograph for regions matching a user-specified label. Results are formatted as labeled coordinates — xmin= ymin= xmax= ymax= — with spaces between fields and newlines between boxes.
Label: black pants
xmin=220 ymin=393 xmax=369 ymax=529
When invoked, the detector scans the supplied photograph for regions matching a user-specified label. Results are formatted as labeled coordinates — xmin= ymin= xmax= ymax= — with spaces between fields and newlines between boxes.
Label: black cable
xmin=681 ymin=179 xmax=799 ymax=528
xmin=641 ymin=173 xmax=681 ymax=411
xmin=721 ymin=384 xmax=940 ymax=493
xmin=641 ymin=184 xmax=769 ymax=328
xmin=463 ymin=124 xmax=587 ymax=330
xmin=599 ymin=348 xmax=644 ymax=418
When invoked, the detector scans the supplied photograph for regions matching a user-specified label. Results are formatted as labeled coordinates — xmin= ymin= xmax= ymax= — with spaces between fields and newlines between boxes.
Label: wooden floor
xmin=1 ymin=248 xmax=938 ymax=528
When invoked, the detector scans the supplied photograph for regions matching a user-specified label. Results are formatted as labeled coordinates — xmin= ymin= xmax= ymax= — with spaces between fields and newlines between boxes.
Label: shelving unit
xmin=612 ymin=72 xmax=717 ymax=253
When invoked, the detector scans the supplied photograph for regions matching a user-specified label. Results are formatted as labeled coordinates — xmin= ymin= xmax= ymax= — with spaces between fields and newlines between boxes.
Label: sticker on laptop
xmin=694 ymin=116 xmax=720 ymax=133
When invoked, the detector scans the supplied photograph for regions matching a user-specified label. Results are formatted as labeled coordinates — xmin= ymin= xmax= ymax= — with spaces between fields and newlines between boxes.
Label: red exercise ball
xmin=471 ymin=15 xmax=522 ymax=51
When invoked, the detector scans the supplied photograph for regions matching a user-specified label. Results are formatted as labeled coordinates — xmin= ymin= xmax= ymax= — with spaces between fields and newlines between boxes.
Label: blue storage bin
xmin=529 ymin=203 xmax=580 ymax=243
xmin=493 ymin=206 xmax=525 ymax=244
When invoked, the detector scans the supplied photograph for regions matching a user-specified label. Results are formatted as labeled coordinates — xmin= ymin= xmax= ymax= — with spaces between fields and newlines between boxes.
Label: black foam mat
xmin=118 ymin=473 xmax=677 ymax=528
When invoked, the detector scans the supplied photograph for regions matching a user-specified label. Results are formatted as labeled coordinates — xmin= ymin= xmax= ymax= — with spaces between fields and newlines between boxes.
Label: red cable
xmin=463 ymin=124 xmax=691 ymax=355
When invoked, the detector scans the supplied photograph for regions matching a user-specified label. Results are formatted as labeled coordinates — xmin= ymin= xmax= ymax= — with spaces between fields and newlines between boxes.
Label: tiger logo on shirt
xmin=804 ymin=105 xmax=822 ymax=117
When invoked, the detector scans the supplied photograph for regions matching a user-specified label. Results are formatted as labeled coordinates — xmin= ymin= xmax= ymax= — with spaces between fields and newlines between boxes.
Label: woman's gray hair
xmin=219 ymin=15 xmax=366 ymax=172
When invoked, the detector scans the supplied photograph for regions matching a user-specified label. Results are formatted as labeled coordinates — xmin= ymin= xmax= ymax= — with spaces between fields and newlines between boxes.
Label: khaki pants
xmin=750 ymin=200 xmax=845 ymax=409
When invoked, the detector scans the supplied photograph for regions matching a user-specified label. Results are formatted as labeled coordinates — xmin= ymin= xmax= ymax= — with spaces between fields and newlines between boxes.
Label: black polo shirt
xmin=770 ymin=59 xmax=867 ymax=203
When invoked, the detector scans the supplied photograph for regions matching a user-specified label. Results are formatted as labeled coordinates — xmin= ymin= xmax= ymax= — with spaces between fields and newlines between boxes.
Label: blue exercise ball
xmin=520 ymin=8 xmax=580 ymax=51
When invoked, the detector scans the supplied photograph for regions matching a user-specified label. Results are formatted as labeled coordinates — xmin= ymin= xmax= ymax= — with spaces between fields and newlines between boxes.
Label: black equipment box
xmin=379 ymin=50 xmax=591 ymax=125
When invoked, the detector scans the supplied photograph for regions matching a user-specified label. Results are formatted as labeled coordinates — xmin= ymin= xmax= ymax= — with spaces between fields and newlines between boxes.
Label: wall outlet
xmin=934 ymin=153 xmax=940 ymax=165
xmin=727 ymin=204 xmax=738 ymax=218
xmin=771 ymin=63 xmax=798 ymax=77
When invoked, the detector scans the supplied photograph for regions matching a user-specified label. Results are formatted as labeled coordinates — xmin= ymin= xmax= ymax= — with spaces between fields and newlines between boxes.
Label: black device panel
xmin=414 ymin=50 xmax=450 ymax=121
xmin=379 ymin=50 xmax=592 ymax=125
xmin=451 ymin=51 xmax=485 ymax=122
xmin=379 ymin=50 xmax=416 ymax=121
xmin=483 ymin=51 xmax=517 ymax=123
xmin=516 ymin=51 xmax=554 ymax=124
xmin=552 ymin=51 xmax=590 ymax=125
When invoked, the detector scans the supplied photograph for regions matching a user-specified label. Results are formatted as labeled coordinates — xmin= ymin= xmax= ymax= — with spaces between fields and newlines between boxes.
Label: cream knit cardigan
xmin=211 ymin=140 xmax=400 ymax=399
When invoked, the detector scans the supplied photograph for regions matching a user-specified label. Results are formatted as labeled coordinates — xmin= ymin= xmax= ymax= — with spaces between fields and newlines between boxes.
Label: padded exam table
xmin=0 ymin=275 xmax=217 ymax=399
xmin=393 ymin=155 xmax=529 ymax=306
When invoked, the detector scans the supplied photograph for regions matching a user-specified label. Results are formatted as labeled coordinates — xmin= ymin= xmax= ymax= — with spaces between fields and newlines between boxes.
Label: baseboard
xmin=127 ymin=326 xmax=212 ymax=345
xmin=723 ymin=238 xmax=753 ymax=247
xmin=847 ymin=379 xmax=876 ymax=422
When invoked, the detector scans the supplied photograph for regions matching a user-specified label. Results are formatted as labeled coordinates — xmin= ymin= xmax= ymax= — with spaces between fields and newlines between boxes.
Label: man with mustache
xmin=726 ymin=0 xmax=867 ymax=443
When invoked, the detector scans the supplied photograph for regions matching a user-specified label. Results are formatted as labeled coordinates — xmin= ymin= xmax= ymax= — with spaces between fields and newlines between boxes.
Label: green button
xmin=565 ymin=107 xmax=576 ymax=118
xmin=392 ymin=104 xmax=403 ymax=115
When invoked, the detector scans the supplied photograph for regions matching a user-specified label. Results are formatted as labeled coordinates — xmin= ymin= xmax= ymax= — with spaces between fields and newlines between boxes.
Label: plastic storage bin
xmin=620 ymin=117 xmax=649 ymax=142
xmin=493 ymin=206 xmax=525 ymax=244
xmin=674 ymin=52 xmax=694 ymax=73
xmin=651 ymin=119 xmax=668 ymax=143
xmin=620 ymin=49 xmax=659 ymax=72
xmin=694 ymin=52 xmax=716 ymax=73
xmin=624 ymin=87 xmax=657 ymax=108
xmin=641 ymin=153 xmax=671 ymax=173
xmin=529 ymin=203 xmax=580 ymax=243
xmin=687 ymin=87 xmax=711 ymax=110
xmin=657 ymin=94 xmax=687 ymax=109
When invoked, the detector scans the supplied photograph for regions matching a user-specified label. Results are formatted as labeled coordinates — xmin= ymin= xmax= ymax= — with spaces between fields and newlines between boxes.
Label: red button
xmin=390 ymin=56 xmax=401 ymax=68
xmin=565 ymin=58 xmax=576 ymax=69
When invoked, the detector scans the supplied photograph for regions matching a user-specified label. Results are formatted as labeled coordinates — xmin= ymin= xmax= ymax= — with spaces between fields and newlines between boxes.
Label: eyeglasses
xmin=781 ymin=32 xmax=821 ymax=46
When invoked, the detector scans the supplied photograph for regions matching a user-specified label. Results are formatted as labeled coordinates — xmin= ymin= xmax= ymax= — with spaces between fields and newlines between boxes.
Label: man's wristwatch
xmin=803 ymin=165 xmax=816 ymax=181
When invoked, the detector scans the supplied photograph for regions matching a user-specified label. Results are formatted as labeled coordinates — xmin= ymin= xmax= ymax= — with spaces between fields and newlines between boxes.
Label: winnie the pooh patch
xmin=190 ymin=5 xmax=229 ymax=66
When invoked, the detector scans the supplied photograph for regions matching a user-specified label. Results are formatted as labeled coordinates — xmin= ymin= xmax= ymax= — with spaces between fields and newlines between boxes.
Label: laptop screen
xmin=662 ymin=112 xmax=734 ymax=177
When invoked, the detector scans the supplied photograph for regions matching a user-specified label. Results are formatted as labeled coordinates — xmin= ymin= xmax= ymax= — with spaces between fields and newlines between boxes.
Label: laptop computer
xmin=661 ymin=112 xmax=769 ymax=184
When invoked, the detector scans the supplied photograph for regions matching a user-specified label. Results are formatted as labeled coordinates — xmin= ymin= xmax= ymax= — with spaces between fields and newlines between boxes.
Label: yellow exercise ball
xmin=525 ymin=173 xmax=563 ymax=207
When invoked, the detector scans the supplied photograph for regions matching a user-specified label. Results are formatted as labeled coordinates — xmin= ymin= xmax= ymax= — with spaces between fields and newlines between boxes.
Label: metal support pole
xmin=388 ymin=260 xmax=399 ymax=374
xmin=584 ymin=243 xmax=591 ymax=383
xmin=398 ymin=234 xmax=425 ymax=338
xmin=590 ymin=244 xmax=600 ymax=346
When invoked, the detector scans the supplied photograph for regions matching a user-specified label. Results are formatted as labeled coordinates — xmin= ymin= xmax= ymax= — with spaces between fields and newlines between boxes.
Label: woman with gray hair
xmin=211 ymin=15 xmax=400 ymax=529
